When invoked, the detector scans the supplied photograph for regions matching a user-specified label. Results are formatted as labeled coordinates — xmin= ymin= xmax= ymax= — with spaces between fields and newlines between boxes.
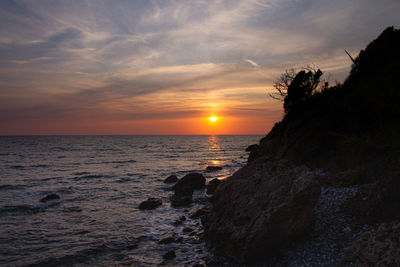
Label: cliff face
xmin=203 ymin=27 xmax=400 ymax=263
xmin=203 ymin=160 xmax=320 ymax=262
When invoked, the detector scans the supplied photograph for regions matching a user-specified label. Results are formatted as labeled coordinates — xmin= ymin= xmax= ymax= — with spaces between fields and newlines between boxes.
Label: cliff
xmin=203 ymin=27 xmax=400 ymax=264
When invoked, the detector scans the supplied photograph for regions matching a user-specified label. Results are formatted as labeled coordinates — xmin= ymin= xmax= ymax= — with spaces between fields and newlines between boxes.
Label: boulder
xmin=138 ymin=197 xmax=162 ymax=210
xmin=206 ymin=166 xmax=223 ymax=171
xmin=40 ymin=194 xmax=61 ymax=203
xmin=341 ymin=221 xmax=400 ymax=266
xmin=163 ymin=250 xmax=176 ymax=260
xmin=170 ymin=194 xmax=192 ymax=207
xmin=173 ymin=173 xmax=205 ymax=192
xmin=203 ymin=161 xmax=320 ymax=262
xmin=164 ymin=175 xmax=178 ymax=184
xmin=170 ymin=185 xmax=194 ymax=207
xmin=206 ymin=178 xmax=222 ymax=195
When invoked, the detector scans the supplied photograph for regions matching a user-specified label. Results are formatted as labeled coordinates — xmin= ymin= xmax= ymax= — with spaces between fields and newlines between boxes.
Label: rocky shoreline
xmin=201 ymin=27 xmax=400 ymax=266
xmin=136 ymin=27 xmax=400 ymax=266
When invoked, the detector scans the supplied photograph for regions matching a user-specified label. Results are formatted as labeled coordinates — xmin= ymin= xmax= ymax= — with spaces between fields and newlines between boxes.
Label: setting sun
xmin=209 ymin=116 xmax=218 ymax=122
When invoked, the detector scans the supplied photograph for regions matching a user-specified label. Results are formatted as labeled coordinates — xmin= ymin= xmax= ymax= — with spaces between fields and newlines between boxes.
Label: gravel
xmin=262 ymin=185 xmax=377 ymax=266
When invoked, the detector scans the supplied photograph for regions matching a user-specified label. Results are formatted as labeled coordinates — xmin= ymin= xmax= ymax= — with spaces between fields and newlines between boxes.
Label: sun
xmin=209 ymin=116 xmax=218 ymax=122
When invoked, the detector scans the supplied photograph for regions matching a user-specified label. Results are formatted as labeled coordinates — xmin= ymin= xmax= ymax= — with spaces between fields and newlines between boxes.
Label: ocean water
xmin=0 ymin=135 xmax=261 ymax=266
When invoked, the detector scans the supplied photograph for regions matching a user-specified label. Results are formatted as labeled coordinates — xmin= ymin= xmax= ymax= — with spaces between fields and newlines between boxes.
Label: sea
xmin=0 ymin=135 xmax=262 ymax=266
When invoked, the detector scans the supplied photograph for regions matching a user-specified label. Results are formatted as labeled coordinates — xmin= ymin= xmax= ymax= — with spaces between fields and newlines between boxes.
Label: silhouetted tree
xmin=284 ymin=68 xmax=322 ymax=113
xmin=268 ymin=68 xmax=297 ymax=101
xmin=270 ymin=66 xmax=323 ymax=114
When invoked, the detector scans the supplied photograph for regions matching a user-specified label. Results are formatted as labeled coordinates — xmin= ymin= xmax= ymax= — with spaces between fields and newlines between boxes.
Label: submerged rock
xmin=206 ymin=166 xmax=222 ymax=172
xmin=203 ymin=162 xmax=320 ymax=263
xmin=164 ymin=175 xmax=178 ymax=184
xmin=183 ymin=227 xmax=194 ymax=233
xmin=173 ymin=216 xmax=186 ymax=226
xmin=173 ymin=173 xmax=205 ymax=192
xmin=341 ymin=221 xmax=400 ymax=266
xmin=206 ymin=178 xmax=222 ymax=195
xmin=158 ymin=232 xmax=181 ymax=244
xmin=40 ymin=194 xmax=61 ymax=203
xmin=138 ymin=197 xmax=162 ymax=210
xmin=163 ymin=250 xmax=176 ymax=260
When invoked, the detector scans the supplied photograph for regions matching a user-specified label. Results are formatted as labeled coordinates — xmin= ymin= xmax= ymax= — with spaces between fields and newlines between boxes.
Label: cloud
xmin=245 ymin=59 xmax=260 ymax=68
xmin=0 ymin=0 xmax=400 ymax=133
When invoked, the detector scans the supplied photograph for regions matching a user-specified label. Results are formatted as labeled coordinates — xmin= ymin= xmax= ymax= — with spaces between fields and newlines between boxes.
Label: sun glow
xmin=209 ymin=116 xmax=218 ymax=122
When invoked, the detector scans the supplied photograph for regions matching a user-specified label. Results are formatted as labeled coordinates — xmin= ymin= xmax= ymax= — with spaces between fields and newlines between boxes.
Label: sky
xmin=0 ymin=0 xmax=399 ymax=135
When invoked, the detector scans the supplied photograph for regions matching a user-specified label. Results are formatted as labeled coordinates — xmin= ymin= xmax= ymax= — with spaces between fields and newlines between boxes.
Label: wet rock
xmin=138 ymin=197 xmax=162 ymax=210
xmin=206 ymin=166 xmax=222 ymax=171
xmin=182 ymin=227 xmax=194 ymax=233
xmin=163 ymin=250 xmax=176 ymax=260
xmin=170 ymin=184 xmax=194 ymax=207
xmin=158 ymin=232 xmax=178 ymax=244
xmin=189 ymin=208 xmax=208 ymax=219
xmin=62 ymin=207 xmax=82 ymax=212
xmin=173 ymin=173 xmax=205 ymax=192
xmin=127 ymin=243 xmax=138 ymax=250
xmin=245 ymin=144 xmax=259 ymax=152
xmin=173 ymin=216 xmax=186 ymax=226
xmin=203 ymin=162 xmax=320 ymax=262
xmin=206 ymin=178 xmax=222 ymax=195
xmin=40 ymin=194 xmax=60 ymax=203
xmin=170 ymin=193 xmax=192 ymax=207
xmin=164 ymin=175 xmax=178 ymax=184
xmin=341 ymin=221 xmax=400 ymax=266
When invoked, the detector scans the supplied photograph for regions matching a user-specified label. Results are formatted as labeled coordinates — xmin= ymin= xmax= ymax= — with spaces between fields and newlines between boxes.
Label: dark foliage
xmin=283 ymin=69 xmax=322 ymax=114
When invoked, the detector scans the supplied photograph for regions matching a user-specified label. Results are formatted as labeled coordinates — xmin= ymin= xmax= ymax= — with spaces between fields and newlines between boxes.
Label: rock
xmin=203 ymin=162 xmax=320 ymax=263
xmin=163 ymin=250 xmax=176 ymax=260
xmin=189 ymin=208 xmax=208 ymax=219
xmin=173 ymin=216 xmax=186 ymax=226
xmin=40 ymin=194 xmax=60 ymax=203
xmin=138 ymin=197 xmax=162 ymax=210
xmin=343 ymin=172 xmax=400 ymax=224
xmin=127 ymin=243 xmax=138 ymax=250
xmin=206 ymin=166 xmax=222 ymax=171
xmin=164 ymin=175 xmax=178 ymax=183
xmin=158 ymin=232 xmax=178 ymax=244
xmin=170 ymin=194 xmax=192 ymax=207
xmin=206 ymin=178 xmax=222 ymax=195
xmin=341 ymin=221 xmax=400 ymax=266
xmin=245 ymin=144 xmax=259 ymax=152
xmin=183 ymin=227 xmax=194 ymax=233
xmin=173 ymin=173 xmax=205 ymax=192
xmin=170 ymin=182 xmax=195 ymax=207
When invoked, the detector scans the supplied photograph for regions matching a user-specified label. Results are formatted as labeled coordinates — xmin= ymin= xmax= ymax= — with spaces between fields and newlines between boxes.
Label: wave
xmin=73 ymin=174 xmax=111 ymax=180
xmin=0 ymin=184 xmax=26 ymax=190
xmin=109 ymin=159 xmax=137 ymax=164
xmin=30 ymin=164 xmax=51 ymax=168
xmin=26 ymin=237 xmax=148 ymax=267
xmin=0 ymin=204 xmax=42 ymax=214
xmin=73 ymin=171 xmax=90 ymax=176
xmin=9 ymin=165 xmax=25 ymax=170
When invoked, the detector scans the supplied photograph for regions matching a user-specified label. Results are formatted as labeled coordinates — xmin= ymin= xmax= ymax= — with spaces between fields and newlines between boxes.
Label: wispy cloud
xmin=0 ymin=0 xmax=399 ymax=134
